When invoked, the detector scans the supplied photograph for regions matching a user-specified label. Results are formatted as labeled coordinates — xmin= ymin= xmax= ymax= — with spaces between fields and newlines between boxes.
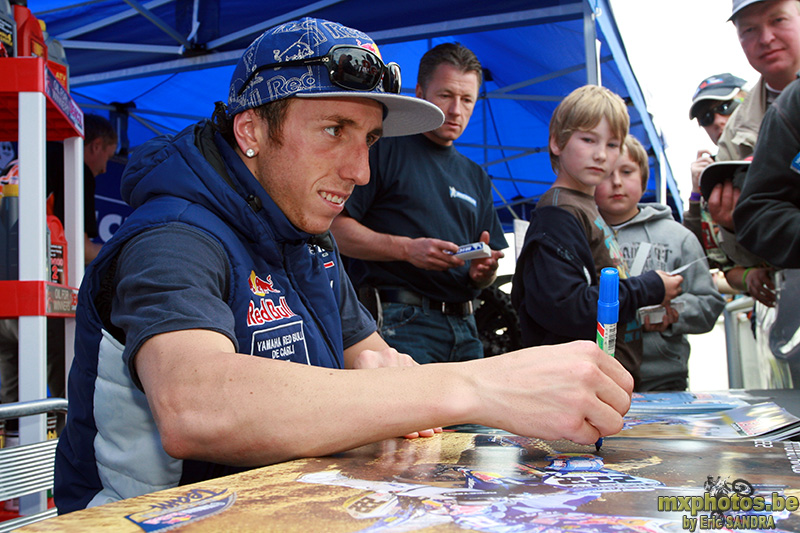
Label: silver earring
xmin=246 ymin=148 xmax=256 ymax=158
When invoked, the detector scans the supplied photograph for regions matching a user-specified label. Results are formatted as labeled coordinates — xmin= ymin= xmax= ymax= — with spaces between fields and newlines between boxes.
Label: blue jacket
xmin=55 ymin=121 xmax=352 ymax=512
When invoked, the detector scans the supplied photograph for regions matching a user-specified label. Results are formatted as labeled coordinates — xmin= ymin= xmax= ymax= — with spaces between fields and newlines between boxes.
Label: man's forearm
xmin=137 ymin=330 xmax=472 ymax=467
xmin=330 ymin=213 xmax=407 ymax=262
xmin=137 ymin=331 xmax=633 ymax=469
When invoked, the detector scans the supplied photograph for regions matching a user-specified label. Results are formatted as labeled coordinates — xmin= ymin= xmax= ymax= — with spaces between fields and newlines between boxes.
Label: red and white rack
xmin=0 ymin=56 xmax=83 ymax=515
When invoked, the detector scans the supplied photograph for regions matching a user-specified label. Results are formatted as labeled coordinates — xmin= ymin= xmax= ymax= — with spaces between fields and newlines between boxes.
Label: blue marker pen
xmin=595 ymin=267 xmax=619 ymax=452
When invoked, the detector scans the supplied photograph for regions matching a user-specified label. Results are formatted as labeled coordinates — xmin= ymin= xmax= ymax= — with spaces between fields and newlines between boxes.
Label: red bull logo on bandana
xmin=248 ymin=271 xmax=281 ymax=296
xmin=359 ymin=40 xmax=382 ymax=60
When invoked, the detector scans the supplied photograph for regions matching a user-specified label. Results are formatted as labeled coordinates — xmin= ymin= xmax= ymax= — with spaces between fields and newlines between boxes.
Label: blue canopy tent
xmin=31 ymin=0 xmax=682 ymax=232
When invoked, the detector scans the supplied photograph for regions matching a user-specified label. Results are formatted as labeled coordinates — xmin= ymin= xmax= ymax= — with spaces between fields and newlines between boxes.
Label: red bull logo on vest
xmin=247 ymin=296 xmax=297 ymax=326
xmin=248 ymin=271 xmax=281 ymax=296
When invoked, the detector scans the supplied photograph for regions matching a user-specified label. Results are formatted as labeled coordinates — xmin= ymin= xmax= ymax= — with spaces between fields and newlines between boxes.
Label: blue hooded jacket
xmin=55 ymin=120 xmax=360 ymax=512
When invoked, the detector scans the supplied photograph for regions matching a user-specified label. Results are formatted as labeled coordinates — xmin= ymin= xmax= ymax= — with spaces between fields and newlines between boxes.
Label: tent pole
xmin=583 ymin=0 xmax=600 ymax=86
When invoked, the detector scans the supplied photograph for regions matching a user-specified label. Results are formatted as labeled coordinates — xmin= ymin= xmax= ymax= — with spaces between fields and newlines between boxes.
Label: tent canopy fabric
xmin=30 ymin=0 xmax=682 ymax=230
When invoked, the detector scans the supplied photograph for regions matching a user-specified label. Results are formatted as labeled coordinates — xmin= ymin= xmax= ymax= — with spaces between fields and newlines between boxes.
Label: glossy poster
xmin=21 ymin=432 xmax=800 ymax=532
xmin=286 ymin=433 xmax=800 ymax=532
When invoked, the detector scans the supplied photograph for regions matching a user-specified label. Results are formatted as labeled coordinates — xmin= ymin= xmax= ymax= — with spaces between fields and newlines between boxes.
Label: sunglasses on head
xmin=237 ymin=45 xmax=402 ymax=97
xmin=697 ymin=99 xmax=740 ymax=127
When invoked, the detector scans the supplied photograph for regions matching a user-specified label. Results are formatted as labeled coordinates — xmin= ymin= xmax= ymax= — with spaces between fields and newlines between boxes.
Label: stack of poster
xmin=628 ymin=391 xmax=752 ymax=414
xmin=620 ymin=401 xmax=800 ymax=441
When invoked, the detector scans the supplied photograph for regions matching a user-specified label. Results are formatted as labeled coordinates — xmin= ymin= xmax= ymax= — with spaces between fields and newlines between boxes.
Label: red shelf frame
xmin=0 ymin=56 xmax=85 ymax=507
xmin=0 ymin=57 xmax=84 ymax=142
xmin=0 ymin=280 xmax=78 ymax=318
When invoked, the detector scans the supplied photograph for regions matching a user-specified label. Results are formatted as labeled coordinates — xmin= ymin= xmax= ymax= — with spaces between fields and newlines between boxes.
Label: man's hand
xmin=708 ymin=181 xmax=740 ymax=231
xmin=642 ymin=304 xmax=679 ymax=333
xmin=404 ymin=237 xmax=463 ymax=271
xmin=469 ymin=231 xmax=504 ymax=288
xmin=350 ymin=346 xmax=443 ymax=439
xmin=655 ymin=271 xmax=683 ymax=305
xmin=691 ymin=150 xmax=714 ymax=194
xmin=469 ymin=341 xmax=633 ymax=444
xmin=745 ymin=267 xmax=776 ymax=307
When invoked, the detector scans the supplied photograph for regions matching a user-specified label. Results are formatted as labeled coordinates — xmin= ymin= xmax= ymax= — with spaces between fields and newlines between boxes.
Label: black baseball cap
xmin=689 ymin=73 xmax=747 ymax=120
xmin=699 ymin=159 xmax=751 ymax=201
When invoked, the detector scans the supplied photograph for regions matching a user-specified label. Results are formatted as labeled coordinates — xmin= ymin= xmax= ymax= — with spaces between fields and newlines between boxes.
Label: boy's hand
xmin=656 ymin=271 xmax=683 ymax=305
xmin=642 ymin=303 xmax=679 ymax=332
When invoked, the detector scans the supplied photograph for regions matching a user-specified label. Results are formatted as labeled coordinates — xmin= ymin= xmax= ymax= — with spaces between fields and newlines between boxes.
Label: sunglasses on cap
xmin=237 ymin=45 xmax=402 ymax=97
xmin=697 ymin=99 xmax=740 ymax=127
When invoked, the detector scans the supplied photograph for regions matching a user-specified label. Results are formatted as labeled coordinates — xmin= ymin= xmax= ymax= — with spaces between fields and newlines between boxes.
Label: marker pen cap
xmin=598 ymin=267 xmax=619 ymax=324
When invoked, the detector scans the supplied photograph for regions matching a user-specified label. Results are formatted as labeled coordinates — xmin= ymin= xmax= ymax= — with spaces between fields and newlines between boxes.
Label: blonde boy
xmin=511 ymin=86 xmax=682 ymax=389
xmin=595 ymin=137 xmax=724 ymax=390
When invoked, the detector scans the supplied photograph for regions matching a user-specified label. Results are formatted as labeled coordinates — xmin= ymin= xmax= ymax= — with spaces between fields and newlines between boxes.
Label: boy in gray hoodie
xmin=595 ymin=136 xmax=726 ymax=391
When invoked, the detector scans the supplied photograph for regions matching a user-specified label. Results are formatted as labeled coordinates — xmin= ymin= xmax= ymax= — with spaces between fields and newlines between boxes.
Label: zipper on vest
xmin=282 ymin=243 xmax=342 ymax=369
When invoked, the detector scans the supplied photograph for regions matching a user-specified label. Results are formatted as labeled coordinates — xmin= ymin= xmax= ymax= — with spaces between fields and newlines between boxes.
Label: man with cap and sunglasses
xmin=681 ymin=73 xmax=772 ymax=304
xmin=690 ymin=73 xmax=748 ymax=146
xmin=684 ymin=73 xmax=747 ymax=250
xmin=54 ymin=18 xmax=633 ymax=512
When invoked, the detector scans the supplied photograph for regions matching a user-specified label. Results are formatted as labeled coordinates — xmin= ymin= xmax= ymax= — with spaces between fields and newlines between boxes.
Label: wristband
xmin=742 ymin=267 xmax=754 ymax=291
xmin=689 ymin=192 xmax=702 ymax=202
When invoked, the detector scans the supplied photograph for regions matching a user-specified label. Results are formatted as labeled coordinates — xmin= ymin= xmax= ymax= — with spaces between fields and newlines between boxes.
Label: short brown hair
xmin=215 ymin=98 xmax=291 ymax=147
xmin=623 ymin=135 xmax=649 ymax=192
xmin=84 ymin=113 xmax=118 ymax=146
xmin=548 ymin=85 xmax=629 ymax=172
xmin=417 ymin=42 xmax=483 ymax=91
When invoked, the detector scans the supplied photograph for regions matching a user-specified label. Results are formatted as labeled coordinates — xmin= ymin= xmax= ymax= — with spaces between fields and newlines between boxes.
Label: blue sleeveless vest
xmin=55 ymin=121 xmax=346 ymax=512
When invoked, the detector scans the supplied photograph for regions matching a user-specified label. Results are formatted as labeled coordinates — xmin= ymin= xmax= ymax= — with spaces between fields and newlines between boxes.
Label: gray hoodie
xmin=611 ymin=203 xmax=726 ymax=391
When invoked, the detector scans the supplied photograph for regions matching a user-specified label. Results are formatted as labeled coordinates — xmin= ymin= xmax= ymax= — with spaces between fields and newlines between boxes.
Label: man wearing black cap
xmin=54 ymin=17 xmax=634 ymax=512
xmin=689 ymin=73 xmax=747 ymax=146
xmin=682 ymin=74 xmax=775 ymax=307
xmin=684 ymin=73 xmax=747 ymax=258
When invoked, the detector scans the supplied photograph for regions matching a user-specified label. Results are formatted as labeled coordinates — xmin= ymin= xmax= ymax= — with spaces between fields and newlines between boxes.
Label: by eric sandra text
xmin=681 ymin=513 xmax=775 ymax=531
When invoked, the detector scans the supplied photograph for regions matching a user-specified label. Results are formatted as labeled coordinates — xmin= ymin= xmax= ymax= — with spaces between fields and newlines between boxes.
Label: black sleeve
xmin=511 ymin=206 xmax=663 ymax=340
xmin=111 ymin=223 xmax=236 ymax=389
xmin=735 ymin=79 xmax=800 ymax=268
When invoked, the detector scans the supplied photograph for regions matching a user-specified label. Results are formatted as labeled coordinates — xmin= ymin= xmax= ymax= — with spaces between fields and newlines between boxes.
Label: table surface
xmin=20 ymin=427 xmax=800 ymax=532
